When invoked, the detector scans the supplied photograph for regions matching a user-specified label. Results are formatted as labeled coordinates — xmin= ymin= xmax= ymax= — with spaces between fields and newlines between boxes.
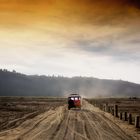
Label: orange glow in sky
xmin=0 ymin=0 xmax=140 ymax=83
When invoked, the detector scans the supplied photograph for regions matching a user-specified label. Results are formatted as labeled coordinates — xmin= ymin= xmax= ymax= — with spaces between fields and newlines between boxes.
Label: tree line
xmin=0 ymin=69 xmax=140 ymax=97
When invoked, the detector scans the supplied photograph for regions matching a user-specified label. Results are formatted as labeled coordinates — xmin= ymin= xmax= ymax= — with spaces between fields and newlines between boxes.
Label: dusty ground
xmin=0 ymin=97 xmax=66 ymax=131
xmin=0 ymin=100 xmax=137 ymax=140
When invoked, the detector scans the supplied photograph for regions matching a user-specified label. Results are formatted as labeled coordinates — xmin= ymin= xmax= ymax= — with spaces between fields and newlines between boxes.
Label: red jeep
xmin=68 ymin=94 xmax=82 ymax=110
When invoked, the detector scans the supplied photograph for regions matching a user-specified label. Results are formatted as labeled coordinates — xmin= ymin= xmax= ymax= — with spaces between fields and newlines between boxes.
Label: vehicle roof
xmin=68 ymin=94 xmax=81 ymax=98
xmin=69 ymin=94 xmax=79 ymax=96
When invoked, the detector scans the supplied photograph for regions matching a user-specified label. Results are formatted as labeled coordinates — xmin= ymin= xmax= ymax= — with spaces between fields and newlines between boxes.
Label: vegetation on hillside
xmin=0 ymin=69 xmax=140 ymax=97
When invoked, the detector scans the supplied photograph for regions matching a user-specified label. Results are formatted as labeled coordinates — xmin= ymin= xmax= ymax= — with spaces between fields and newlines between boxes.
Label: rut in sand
xmin=0 ymin=100 xmax=134 ymax=140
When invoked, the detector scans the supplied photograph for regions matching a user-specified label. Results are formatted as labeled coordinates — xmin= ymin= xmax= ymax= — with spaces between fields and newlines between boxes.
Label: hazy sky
xmin=0 ymin=0 xmax=140 ymax=83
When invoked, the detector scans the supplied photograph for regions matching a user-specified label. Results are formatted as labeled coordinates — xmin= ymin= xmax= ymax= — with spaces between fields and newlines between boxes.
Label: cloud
xmin=0 ymin=0 xmax=140 ymax=27
xmin=127 ymin=39 xmax=140 ymax=44
xmin=121 ymin=0 xmax=140 ymax=9
xmin=74 ymin=38 xmax=140 ymax=62
xmin=0 ymin=0 xmax=140 ymax=83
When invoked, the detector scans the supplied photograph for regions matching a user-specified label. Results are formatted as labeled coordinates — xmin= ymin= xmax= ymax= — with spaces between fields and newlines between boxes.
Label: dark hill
xmin=0 ymin=69 xmax=140 ymax=97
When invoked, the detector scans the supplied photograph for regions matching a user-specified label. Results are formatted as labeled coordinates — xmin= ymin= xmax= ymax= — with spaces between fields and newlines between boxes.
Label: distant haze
xmin=0 ymin=0 xmax=140 ymax=83
xmin=0 ymin=70 xmax=140 ymax=97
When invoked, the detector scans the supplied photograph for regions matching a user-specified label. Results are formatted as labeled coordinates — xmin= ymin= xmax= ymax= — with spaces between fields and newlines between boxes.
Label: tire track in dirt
xmin=50 ymin=110 xmax=70 ymax=140
xmin=83 ymin=101 xmax=133 ymax=140
xmin=62 ymin=110 xmax=88 ymax=140
xmin=17 ymin=111 xmax=56 ymax=139
xmin=0 ymin=100 xmax=135 ymax=140
xmin=83 ymin=111 xmax=102 ymax=140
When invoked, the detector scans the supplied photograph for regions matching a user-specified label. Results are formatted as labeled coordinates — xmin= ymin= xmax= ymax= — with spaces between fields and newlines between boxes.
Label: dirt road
xmin=0 ymin=100 xmax=134 ymax=140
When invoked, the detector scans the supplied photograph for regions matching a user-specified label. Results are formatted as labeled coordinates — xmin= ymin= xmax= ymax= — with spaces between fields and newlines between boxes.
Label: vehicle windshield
xmin=69 ymin=96 xmax=81 ymax=100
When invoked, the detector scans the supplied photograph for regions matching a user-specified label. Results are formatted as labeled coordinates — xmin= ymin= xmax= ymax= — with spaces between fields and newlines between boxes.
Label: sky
xmin=0 ymin=0 xmax=140 ymax=83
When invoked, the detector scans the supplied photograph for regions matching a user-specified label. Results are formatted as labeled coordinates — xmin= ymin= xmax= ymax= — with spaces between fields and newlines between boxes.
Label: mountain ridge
xmin=0 ymin=69 xmax=140 ymax=97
